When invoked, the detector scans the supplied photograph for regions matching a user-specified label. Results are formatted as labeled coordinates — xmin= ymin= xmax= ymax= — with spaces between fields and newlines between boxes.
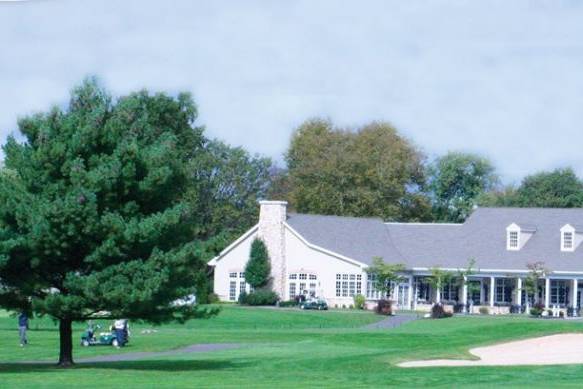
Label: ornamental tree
xmin=0 ymin=78 xmax=216 ymax=366
xmin=245 ymin=238 xmax=271 ymax=288
xmin=365 ymin=257 xmax=405 ymax=299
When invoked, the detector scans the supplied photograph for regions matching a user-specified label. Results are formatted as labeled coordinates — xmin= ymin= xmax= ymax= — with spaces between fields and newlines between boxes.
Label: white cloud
xmin=1 ymin=0 xmax=583 ymax=181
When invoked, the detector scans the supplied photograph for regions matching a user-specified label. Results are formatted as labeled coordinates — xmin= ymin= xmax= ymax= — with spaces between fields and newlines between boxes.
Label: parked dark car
xmin=300 ymin=299 xmax=328 ymax=310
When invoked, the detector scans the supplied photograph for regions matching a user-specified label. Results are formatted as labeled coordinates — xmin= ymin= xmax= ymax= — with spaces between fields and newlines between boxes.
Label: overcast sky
xmin=2 ymin=0 xmax=583 ymax=182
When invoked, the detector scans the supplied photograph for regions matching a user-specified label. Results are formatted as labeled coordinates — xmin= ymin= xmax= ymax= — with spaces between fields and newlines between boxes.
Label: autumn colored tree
xmin=285 ymin=118 xmax=430 ymax=221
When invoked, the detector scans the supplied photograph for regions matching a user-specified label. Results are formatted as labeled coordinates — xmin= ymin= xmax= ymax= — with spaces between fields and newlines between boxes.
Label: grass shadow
xmin=0 ymin=359 xmax=246 ymax=373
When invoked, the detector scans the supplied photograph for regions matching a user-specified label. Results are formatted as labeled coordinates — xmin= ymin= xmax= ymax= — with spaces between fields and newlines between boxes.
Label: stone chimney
xmin=257 ymin=201 xmax=287 ymax=298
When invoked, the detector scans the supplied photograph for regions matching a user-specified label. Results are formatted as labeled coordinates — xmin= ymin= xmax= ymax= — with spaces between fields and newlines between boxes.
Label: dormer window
xmin=506 ymin=223 xmax=521 ymax=251
xmin=506 ymin=223 xmax=536 ymax=251
xmin=561 ymin=224 xmax=577 ymax=252
xmin=563 ymin=232 xmax=573 ymax=250
xmin=508 ymin=231 xmax=519 ymax=249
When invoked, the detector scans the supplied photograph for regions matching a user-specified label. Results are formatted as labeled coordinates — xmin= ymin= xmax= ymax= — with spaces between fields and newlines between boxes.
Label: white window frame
xmin=561 ymin=224 xmax=576 ymax=252
xmin=506 ymin=224 xmax=521 ymax=251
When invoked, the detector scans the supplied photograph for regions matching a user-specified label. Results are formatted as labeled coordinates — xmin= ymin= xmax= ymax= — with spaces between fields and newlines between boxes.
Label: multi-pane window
xmin=495 ymin=278 xmax=512 ymax=303
xmin=416 ymin=278 xmax=431 ymax=302
xmin=508 ymin=231 xmax=519 ymax=249
xmin=228 ymin=271 xmax=250 ymax=301
xmin=563 ymin=232 xmax=574 ymax=250
xmin=229 ymin=281 xmax=237 ymax=301
xmin=288 ymin=273 xmax=318 ymax=299
xmin=550 ymin=280 xmax=568 ymax=305
xmin=336 ymin=273 xmax=363 ymax=297
xmin=299 ymin=283 xmax=306 ymax=294
xmin=309 ymin=283 xmax=317 ymax=294
xmin=366 ymin=274 xmax=382 ymax=299
xmin=441 ymin=282 xmax=458 ymax=302
xmin=289 ymin=283 xmax=296 ymax=299
xmin=341 ymin=281 xmax=348 ymax=297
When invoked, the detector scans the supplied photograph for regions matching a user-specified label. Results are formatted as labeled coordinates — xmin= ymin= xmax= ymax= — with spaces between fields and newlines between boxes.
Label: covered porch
xmin=388 ymin=274 xmax=583 ymax=316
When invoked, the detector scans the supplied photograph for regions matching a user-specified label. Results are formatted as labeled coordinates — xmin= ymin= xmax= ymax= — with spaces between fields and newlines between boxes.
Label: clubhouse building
xmin=209 ymin=201 xmax=583 ymax=315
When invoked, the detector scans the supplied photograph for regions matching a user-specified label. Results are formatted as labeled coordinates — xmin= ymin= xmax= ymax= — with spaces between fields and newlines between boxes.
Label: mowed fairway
xmin=3 ymin=308 xmax=583 ymax=388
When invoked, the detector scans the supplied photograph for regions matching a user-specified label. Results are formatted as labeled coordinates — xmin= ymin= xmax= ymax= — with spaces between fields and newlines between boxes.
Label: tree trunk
xmin=58 ymin=318 xmax=74 ymax=367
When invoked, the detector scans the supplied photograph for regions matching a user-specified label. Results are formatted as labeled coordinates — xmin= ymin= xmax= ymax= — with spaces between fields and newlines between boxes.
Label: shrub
xmin=431 ymin=303 xmax=453 ymax=319
xmin=353 ymin=294 xmax=366 ymax=310
xmin=375 ymin=299 xmax=393 ymax=315
xmin=245 ymin=238 xmax=271 ymax=288
xmin=530 ymin=302 xmax=544 ymax=317
xmin=510 ymin=304 xmax=522 ymax=314
xmin=453 ymin=303 xmax=465 ymax=313
xmin=279 ymin=300 xmax=298 ymax=308
xmin=530 ymin=307 xmax=542 ymax=316
xmin=237 ymin=291 xmax=248 ymax=305
xmin=207 ymin=293 xmax=220 ymax=304
xmin=240 ymin=289 xmax=279 ymax=306
xmin=479 ymin=306 xmax=490 ymax=315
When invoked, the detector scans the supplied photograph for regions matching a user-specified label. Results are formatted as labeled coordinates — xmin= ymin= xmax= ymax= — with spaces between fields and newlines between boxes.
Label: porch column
xmin=393 ymin=282 xmax=399 ymax=306
xmin=516 ymin=278 xmax=522 ymax=306
xmin=544 ymin=277 xmax=550 ymax=309
xmin=489 ymin=276 xmax=495 ymax=307
xmin=461 ymin=276 xmax=468 ymax=313
xmin=572 ymin=279 xmax=578 ymax=313
xmin=412 ymin=277 xmax=418 ymax=310
xmin=407 ymin=276 xmax=414 ymax=310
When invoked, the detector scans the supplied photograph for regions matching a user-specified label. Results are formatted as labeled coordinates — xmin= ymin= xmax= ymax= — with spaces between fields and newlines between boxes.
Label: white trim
xmin=259 ymin=200 xmax=288 ymax=206
xmin=208 ymin=224 xmax=258 ymax=266
xmin=284 ymin=222 xmax=368 ymax=269
xmin=561 ymin=224 xmax=576 ymax=252
xmin=410 ymin=267 xmax=583 ymax=277
xmin=506 ymin=223 xmax=520 ymax=251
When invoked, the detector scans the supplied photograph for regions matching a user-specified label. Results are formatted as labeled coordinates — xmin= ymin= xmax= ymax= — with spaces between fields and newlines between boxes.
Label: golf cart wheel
xmin=81 ymin=340 xmax=90 ymax=347
xmin=112 ymin=338 xmax=119 ymax=347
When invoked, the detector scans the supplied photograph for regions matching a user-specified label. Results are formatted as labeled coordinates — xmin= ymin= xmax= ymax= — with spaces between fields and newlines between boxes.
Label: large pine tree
xmin=0 ymin=78 xmax=215 ymax=366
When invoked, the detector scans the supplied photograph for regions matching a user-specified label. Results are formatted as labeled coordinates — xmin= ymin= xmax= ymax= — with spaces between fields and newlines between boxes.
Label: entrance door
xmin=398 ymin=283 xmax=409 ymax=309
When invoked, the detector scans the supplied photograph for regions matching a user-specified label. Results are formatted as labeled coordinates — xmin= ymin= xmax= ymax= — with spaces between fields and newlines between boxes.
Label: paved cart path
xmin=399 ymin=333 xmax=583 ymax=367
xmin=364 ymin=313 xmax=420 ymax=329
xmin=76 ymin=343 xmax=241 ymax=363
xmin=10 ymin=343 xmax=241 ymax=365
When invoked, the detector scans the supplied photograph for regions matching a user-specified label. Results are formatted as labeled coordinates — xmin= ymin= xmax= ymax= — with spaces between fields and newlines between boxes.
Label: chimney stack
xmin=257 ymin=201 xmax=287 ymax=298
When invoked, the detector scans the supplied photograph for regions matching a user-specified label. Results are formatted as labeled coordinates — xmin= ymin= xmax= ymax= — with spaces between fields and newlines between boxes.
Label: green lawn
xmin=2 ymin=307 xmax=583 ymax=388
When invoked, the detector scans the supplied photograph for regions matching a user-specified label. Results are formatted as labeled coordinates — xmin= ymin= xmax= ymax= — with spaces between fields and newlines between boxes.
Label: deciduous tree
xmin=285 ymin=119 xmax=429 ymax=221
xmin=365 ymin=257 xmax=405 ymax=299
xmin=429 ymin=152 xmax=498 ymax=222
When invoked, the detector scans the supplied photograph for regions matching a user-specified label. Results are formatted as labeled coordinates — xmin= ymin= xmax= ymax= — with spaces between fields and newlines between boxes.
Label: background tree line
xmin=269 ymin=118 xmax=583 ymax=223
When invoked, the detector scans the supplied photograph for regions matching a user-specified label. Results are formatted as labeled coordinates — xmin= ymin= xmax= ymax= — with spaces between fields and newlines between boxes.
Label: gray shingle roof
xmin=286 ymin=207 xmax=583 ymax=272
